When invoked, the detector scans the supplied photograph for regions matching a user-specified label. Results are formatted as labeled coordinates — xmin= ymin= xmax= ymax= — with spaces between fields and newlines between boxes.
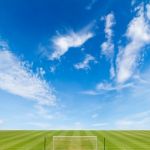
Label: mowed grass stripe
xmin=9 ymin=131 xmax=46 ymax=149
xmin=0 ymin=131 xmax=150 ymax=150
xmin=97 ymin=131 xmax=135 ymax=149
xmin=90 ymin=130 xmax=108 ymax=150
xmin=104 ymin=131 xmax=147 ymax=149
xmin=0 ymin=131 xmax=44 ymax=150
xmin=0 ymin=131 xmax=25 ymax=139
xmin=0 ymin=131 xmax=36 ymax=144
xmin=0 ymin=131 xmax=42 ymax=150
xmin=25 ymin=131 xmax=61 ymax=150
xmin=92 ymin=131 xmax=123 ymax=149
xmin=12 ymin=131 xmax=50 ymax=150
xmin=121 ymin=131 xmax=150 ymax=143
xmin=97 ymin=131 xmax=140 ymax=149
xmin=93 ymin=131 xmax=150 ymax=150
xmin=0 ymin=131 xmax=38 ymax=149
xmin=117 ymin=131 xmax=150 ymax=146
xmin=112 ymin=131 xmax=150 ymax=149
xmin=102 ymin=131 xmax=139 ymax=149
xmin=93 ymin=131 xmax=134 ymax=150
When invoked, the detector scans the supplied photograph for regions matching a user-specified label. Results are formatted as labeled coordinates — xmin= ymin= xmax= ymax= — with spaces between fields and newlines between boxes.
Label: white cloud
xmin=116 ymin=111 xmax=150 ymax=129
xmin=85 ymin=0 xmax=97 ymax=10
xmin=101 ymin=41 xmax=114 ymax=58
xmin=50 ymin=66 xmax=56 ymax=73
xmin=96 ymin=82 xmax=133 ymax=91
xmin=117 ymin=4 xmax=150 ymax=83
xmin=146 ymin=4 xmax=150 ymax=20
xmin=0 ymin=41 xmax=56 ymax=106
xmin=101 ymin=13 xmax=115 ymax=78
xmin=101 ymin=12 xmax=115 ymax=58
xmin=109 ymin=64 xmax=115 ymax=79
xmin=36 ymin=67 xmax=46 ymax=77
xmin=34 ymin=105 xmax=53 ymax=119
xmin=50 ymin=29 xmax=94 ymax=60
xmin=33 ymin=105 xmax=64 ymax=120
xmin=96 ymin=82 xmax=113 ymax=91
xmin=131 ymin=0 xmax=136 ymax=6
xmin=74 ymin=54 xmax=97 ymax=70
xmin=92 ymin=123 xmax=108 ymax=127
xmin=82 ymin=68 xmax=150 ymax=129
xmin=81 ymin=82 xmax=133 ymax=96
xmin=104 ymin=13 xmax=115 ymax=40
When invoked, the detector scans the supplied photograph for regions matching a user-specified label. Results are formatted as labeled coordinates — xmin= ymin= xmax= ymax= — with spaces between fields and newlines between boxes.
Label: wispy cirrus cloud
xmin=146 ymin=4 xmax=150 ymax=19
xmin=117 ymin=4 xmax=150 ymax=83
xmin=50 ymin=28 xmax=94 ymax=60
xmin=101 ymin=12 xmax=116 ymax=78
xmin=50 ymin=66 xmax=56 ymax=73
xmin=81 ymin=3 xmax=150 ymax=95
xmin=74 ymin=54 xmax=97 ymax=70
xmin=81 ymin=82 xmax=133 ymax=96
xmin=0 ymin=40 xmax=56 ymax=107
xmin=101 ymin=12 xmax=115 ymax=58
xmin=85 ymin=0 xmax=97 ymax=10
xmin=96 ymin=82 xmax=134 ymax=91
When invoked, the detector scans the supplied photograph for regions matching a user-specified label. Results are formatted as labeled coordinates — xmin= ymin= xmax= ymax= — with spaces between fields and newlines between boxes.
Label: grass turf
xmin=0 ymin=130 xmax=150 ymax=150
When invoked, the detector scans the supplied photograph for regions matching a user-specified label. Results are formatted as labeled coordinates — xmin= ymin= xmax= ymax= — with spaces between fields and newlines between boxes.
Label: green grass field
xmin=0 ymin=130 xmax=150 ymax=150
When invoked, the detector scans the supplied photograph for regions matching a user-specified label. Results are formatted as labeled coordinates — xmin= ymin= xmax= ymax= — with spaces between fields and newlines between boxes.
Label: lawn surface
xmin=0 ymin=130 xmax=150 ymax=150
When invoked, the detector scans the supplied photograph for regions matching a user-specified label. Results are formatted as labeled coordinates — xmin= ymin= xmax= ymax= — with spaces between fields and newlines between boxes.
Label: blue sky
xmin=0 ymin=0 xmax=150 ymax=129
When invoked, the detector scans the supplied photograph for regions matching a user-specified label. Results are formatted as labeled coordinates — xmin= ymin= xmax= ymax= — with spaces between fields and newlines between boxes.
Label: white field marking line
xmin=53 ymin=136 xmax=98 ymax=150
xmin=53 ymin=136 xmax=55 ymax=150
xmin=53 ymin=136 xmax=97 ymax=138
xmin=95 ymin=137 xmax=98 ymax=150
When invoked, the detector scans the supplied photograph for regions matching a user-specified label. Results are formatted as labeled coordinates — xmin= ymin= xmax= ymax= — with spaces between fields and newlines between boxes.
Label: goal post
xmin=53 ymin=136 xmax=98 ymax=150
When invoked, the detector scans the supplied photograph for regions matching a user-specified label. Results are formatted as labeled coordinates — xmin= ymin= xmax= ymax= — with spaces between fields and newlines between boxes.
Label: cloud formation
xmin=74 ymin=54 xmax=96 ymax=70
xmin=101 ymin=12 xmax=115 ymax=58
xmin=96 ymin=82 xmax=133 ymax=91
xmin=85 ymin=0 xmax=97 ymax=10
xmin=116 ymin=111 xmax=150 ymax=129
xmin=101 ymin=12 xmax=116 ymax=78
xmin=146 ymin=4 xmax=150 ymax=19
xmin=117 ymin=4 xmax=150 ymax=83
xmin=0 ymin=41 xmax=56 ymax=106
xmin=50 ymin=29 xmax=94 ymax=60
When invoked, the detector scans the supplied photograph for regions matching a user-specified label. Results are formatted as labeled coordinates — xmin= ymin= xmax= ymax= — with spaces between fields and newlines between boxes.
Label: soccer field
xmin=0 ymin=130 xmax=150 ymax=150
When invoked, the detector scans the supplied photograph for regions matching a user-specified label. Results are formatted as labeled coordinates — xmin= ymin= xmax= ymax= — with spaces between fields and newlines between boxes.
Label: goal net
xmin=53 ymin=136 xmax=97 ymax=150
